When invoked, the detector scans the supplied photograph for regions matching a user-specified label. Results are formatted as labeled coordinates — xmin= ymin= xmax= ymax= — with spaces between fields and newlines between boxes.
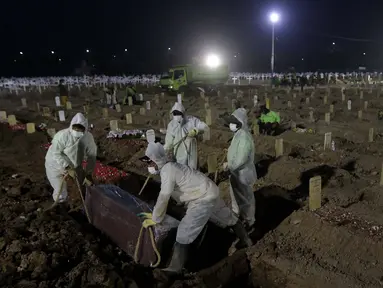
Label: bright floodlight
xmin=51 ymin=50 xmax=55 ymax=54
xmin=269 ymin=12 xmax=280 ymax=23
xmin=19 ymin=52 xmax=23 ymax=55
xmin=168 ymin=47 xmax=171 ymax=51
xmin=86 ymin=49 xmax=90 ymax=53
xmin=124 ymin=48 xmax=128 ymax=52
xmin=205 ymin=54 xmax=220 ymax=68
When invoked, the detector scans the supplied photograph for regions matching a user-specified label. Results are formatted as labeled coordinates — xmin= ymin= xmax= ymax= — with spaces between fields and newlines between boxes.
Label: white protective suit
xmin=227 ymin=108 xmax=257 ymax=226
xmin=45 ymin=113 xmax=97 ymax=202
xmin=146 ymin=142 xmax=237 ymax=245
xmin=164 ymin=103 xmax=208 ymax=170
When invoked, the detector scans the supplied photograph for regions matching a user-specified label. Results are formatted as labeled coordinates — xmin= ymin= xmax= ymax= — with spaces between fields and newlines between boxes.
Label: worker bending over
xmin=258 ymin=105 xmax=280 ymax=136
xmin=224 ymin=108 xmax=257 ymax=230
xmin=164 ymin=102 xmax=208 ymax=169
xmin=45 ymin=113 xmax=97 ymax=203
xmin=140 ymin=142 xmax=253 ymax=274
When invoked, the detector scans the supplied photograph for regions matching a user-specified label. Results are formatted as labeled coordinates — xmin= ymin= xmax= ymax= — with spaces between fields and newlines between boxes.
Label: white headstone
xmin=58 ymin=111 xmax=65 ymax=122
xmin=139 ymin=94 xmax=143 ymax=101
xmin=55 ymin=96 xmax=61 ymax=107
xmin=347 ymin=100 xmax=352 ymax=111
xmin=253 ymin=95 xmax=258 ymax=107
xmin=146 ymin=101 xmax=151 ymax=110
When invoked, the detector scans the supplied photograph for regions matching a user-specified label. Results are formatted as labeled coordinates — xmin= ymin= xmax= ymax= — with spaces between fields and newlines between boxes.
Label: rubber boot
xmin=162 ymin=242 xmax=189 ymax=275
xmin=232 ymin=221 xmax=253 ymax=248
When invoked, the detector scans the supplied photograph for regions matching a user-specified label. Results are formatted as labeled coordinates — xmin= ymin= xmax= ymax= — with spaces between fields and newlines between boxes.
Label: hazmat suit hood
xmin=145 ymin=142 xmax=168 ymax=169
xmin=171 ymin=102 xmax=185 ymax=114
xmin=231 ymin=108 xmax=248 ymax=131
xmin=70 ymin=113 xmax=89 ymax=131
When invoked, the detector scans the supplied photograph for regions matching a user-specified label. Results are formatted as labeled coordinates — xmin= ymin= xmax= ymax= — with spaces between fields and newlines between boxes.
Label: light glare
xmin=269 ymin=12 xmax=280 ymax=23
xmin=205 ymin=54 xmax=220 ymax=68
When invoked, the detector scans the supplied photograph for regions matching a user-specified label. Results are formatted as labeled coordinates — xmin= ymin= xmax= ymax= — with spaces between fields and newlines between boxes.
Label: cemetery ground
xmin=1 ymin=84 xmax=383 ymax=288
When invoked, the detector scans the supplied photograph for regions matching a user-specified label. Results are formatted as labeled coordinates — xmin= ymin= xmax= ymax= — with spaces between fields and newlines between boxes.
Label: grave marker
xmin=329 ymin=104 xmax=334 ymax=113
xmin=265 ymin=98 xmax=270 ymax=109
xmin=360 ymin=91 xmax=364 ymax=99
xmin=126 ymin=113 xmax=132 ymax=124
xmin=138 ymin=94 xmax=143 ymax=101
xmin=358 ymin=110 xmax=363 ymax=120
xmin=8 ymin=115 xmax=16 ymax=126
xmin=43 ymin=107 xmax=50 ymax=116
xmin=146 ymin=101 xmax=151 ymax=110
xmin=66 ymin=101 xmax=72 ymax=110
xmin=26 ymin=123 xmax=35 ymax=134
xmin=287 ymin=101 xmax=292 ymax=108
xmin=324 ymin=132 xmax=332 ymax=150
xmin=115 ymin=104 xmax=121 ymax=112
xmin=325 ymin=113 xmax=330 ymax=124
xmin=205 ymin=109 xmax=212 ymax=126
xmin=309 ymin=111 xmax=314 ymax=122
xmin=58 ymin=111 xmax=65 ymax=122
xmin=323 ymin=96 xmax=327 ymax=105
xmin=203 ymin=126 xmax=211 ymax=141
xmin=368 ymin=128 xmax=374 ymax=143
xmin=36 ymin=103 xmax=40 ymax=112
xmin=275 ymin=138 xmax=283 ymax=157
xmin=364 ymin=101 xmax=368 ymax=111
xmin=47 ymin=128 xmax=56 ymax=138
xmin=306 ymin=97 xmax=310 ymax=104
xmin=102 ymin=108 xmax=108 ymax=118
xmin=380 ymin=163 xmax=383 ymax=186
xmin=21 ymin=98 xmax=27 ymax=107
xmin=110 ymin=120 xmax=118 ymax=131
xmin=207 ymin=154 xmax=218 ymax=173
xmin=347 ymin=100 xmax=352 ymax=111
xmin=309 ymin=176 xmax=322 ymax=211
xmin=0 ymin=111 xmax=6 ymax=120
xmin=128 ymin=96 xmax=133 ymax=106
xmin=140 ymin=107 xmax=146 ymax=115
xmin=55 ymin=96 xmax=61 ymax=107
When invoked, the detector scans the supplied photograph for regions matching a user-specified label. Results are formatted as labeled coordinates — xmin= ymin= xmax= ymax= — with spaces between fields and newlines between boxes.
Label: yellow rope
xmin=134 ymin=225 xmax=161 ymax=268
xmin=214 ymin=152 xmax=228 ymax=183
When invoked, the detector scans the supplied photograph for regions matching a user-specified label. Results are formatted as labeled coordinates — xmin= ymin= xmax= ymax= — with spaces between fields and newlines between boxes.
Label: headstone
xmin=55 ymin=96 xmax=61 ymax=107
xmin=36 ymin=103 xmax=40 ymax=112
xmin=358 ymin=110 xmax=363 ymax=120
xmin=329 ymin=104 xmax=334 ymax=113
xmin=347 ymin=100 xmax=352 ymax=111
xmin=115 ymin=104 xmax=121 ymax=112
xmin=205 ymin=109 xmax=212 ymax=126
xmin=58 ymin=111 xmax=65 ymax=122
xmin=0 ymin=111 xmax=6 ymax=120
xmin=8 ymin=115 xmax=16 ymax=126
xmin=324 ymin=132 xmax=332 ymax=150
xmin=43 ymin=107 xmax=50 ymax=116
xmin=161 ymin=92 xmax=165 ymax=98
xmin=232 ymin=99 xmax=237 ymax=110
xmin=360 ymin=91 xmax=364 ymax=99
xmin=110 ymin=120 xmax=118 ymax=131
xmin=306 ymin=97 xmax=310 ymax=104
xmin=200 ymin=92 xmax=205 ymax=99
xmin=293 ymin=93 xmax=297 ymax=99
xmin=177 ymin=94 xmax=182 ymax=104
xmin=21 ymin=98 xmax=27 ymax=107
xmin=368 ymin=128 xmax=374 ymax=143
xmin=128 ymin=96 xmax=133 ymax=106
xmin=146 ymin=129 xmax=155 ymax=143
xmin=83 ymin=105 xmax=89 ymax=115
xmin=325 ymin=113 xmax=330 ymax=124
xmin=26 ymin=123 xmax=35 ymax=134
xmin=66 ymin=101 xmax=72 ymax=110
xmin=154 ymin=94 xmax=160 ymax=105
xmin=380 ymin=163 xmax=383 ymax=186
xmin=341 ymin=88 xmax=345 ymax=101
xmin=204 ymin=102 xmax=209 ymax=109
xmin=287 ymin=101 xmax=292 ymax=108
xmin=323 ymin=96 xmax=327 ymax=105
xmin=364 ymin=101 xmax=368 ymax=111
xmin=146 ymin=101 xmax=151 ymax=110
xmin=138 ymin=94 xmax=143 ymax=101
xmin=252 ymin=122 xmax=259 ymax=136
xmin=126 ymin=113 xmax=132 ymax=124
xmin=102 ymin=108 xmax=108 ymax=118
xmin=207 ymin=154 xmax=218 ymax=173
xmin=275 ymin=138 xmax=283 ymax=157
xmin=309 ymin=176 xmax=322 ymax=211
xmin=253 ymin=95 xmax=258 ymax=107
xmin=309 ymin=111 xmax=314 ymax=122
xmin=47 ymin=128 xmax=56 ymax=138
xmin=265 ymin=98 xmax=270 ymax=109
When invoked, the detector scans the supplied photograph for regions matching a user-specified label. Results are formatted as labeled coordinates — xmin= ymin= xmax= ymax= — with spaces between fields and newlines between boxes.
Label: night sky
xmin=0 ymin=0 xmax=381 ymax=76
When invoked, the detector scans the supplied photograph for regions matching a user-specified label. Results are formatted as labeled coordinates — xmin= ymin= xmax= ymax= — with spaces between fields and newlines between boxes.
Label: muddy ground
xmin=1 ymin=84 xmax=383 ymax=287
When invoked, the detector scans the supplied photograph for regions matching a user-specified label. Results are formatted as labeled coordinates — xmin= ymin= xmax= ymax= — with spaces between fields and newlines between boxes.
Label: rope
xmin=139 ymin=174 xmax=151 ymax=195
xmin=134 ymin=225 xmax=161 ymax=268
xmin=72 ymin=173 xmax=92 ymax=223
xmin=44 ymin=174 xmax=69 ymax=212
xmin=214 ymin=152 xmax=228 ymax=183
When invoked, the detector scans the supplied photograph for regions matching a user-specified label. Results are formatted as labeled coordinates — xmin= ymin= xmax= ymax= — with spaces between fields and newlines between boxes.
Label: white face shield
xmin=71 ymin=130 xmax=84 ymax=138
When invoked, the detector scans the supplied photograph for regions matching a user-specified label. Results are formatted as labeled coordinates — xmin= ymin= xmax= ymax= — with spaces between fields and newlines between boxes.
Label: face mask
xmin=71 ymin=130 xmax=84 ymax=138
xmin=229 ymin=123 xmax=238 ymax=132
xmin=173 ymin=115 xmax=183 ymax=123
xmin=148 ymin=166 xmax=159 ymax=175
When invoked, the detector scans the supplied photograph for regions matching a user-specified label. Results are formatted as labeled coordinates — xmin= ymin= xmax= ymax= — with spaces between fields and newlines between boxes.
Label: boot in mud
xmin=153 ymin=242 xmax=189 ymax=283
xmin=232 ymin=220 xmax=253 ymax=248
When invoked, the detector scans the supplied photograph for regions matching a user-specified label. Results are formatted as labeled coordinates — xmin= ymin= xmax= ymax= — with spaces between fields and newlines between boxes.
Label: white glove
xmin=223 ymin=162 xmax=228 ymax=171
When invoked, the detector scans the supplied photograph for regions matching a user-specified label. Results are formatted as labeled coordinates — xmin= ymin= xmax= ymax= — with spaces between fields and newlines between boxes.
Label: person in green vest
xmin=258 ymin=105 xmax=280 ymax=135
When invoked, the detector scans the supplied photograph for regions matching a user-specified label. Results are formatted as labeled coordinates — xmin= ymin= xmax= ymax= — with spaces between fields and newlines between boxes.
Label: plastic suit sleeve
xmin=163 ymin=125 xmax=175 ymax=151
xmin=85 ymin=136 xmax=97 ymax=174
xmin=193 ymin=117 xmax=208 ymax=132
xmin=229 ymin=138 xmax=251 ymax=172
xmin=152 ymin=169 xmax=175 ymax=224
xmin=50 ymin=135 xmax=71 ymax=169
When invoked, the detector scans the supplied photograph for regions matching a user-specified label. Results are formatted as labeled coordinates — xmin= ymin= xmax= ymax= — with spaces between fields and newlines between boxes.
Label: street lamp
xmin=51 ymin=50 xmax=55 ymax=54
xmin=269 ymin=12 xmax=280 ymax=73
xmin=86 ymin=49 xmax=90 ymax=53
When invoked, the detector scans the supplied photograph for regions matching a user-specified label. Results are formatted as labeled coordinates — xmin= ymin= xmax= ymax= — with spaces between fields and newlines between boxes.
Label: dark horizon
xmin=1 ymin=0 xmax=382 ymax=77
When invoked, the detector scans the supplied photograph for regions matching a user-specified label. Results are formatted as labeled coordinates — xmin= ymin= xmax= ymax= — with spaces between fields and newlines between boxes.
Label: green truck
xmin=159 ymin=64 xmax=229 ymax=93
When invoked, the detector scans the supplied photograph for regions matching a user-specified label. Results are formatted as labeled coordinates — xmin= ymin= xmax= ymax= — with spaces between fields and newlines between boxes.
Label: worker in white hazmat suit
xmin=45 ymin=113 xmax=97 ymax=202
xmin=164 ymin=102 xmax=208 ymax=169
xmin=138 ymin=142 xmax=252 ymax=274
xmin=223 ymin=108 xmax=257 ymax=229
